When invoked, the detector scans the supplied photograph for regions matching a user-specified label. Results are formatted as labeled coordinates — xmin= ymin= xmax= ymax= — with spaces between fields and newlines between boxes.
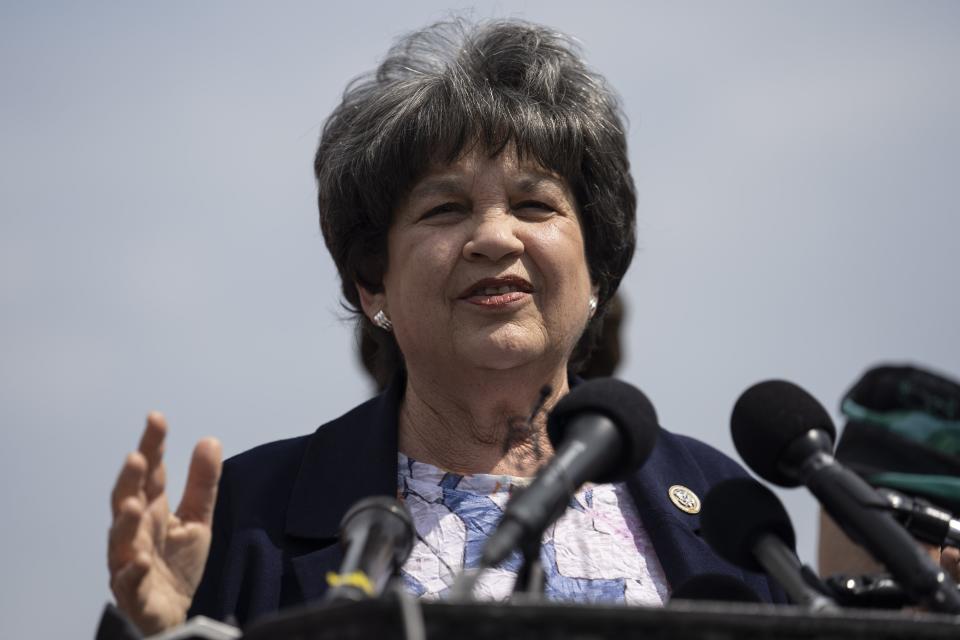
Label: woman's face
xmin=361 ymin=148 xmax=596 ymax=377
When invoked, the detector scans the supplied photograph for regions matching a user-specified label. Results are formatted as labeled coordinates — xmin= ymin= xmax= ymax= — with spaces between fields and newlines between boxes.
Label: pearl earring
xmin=588 ymin=296 xmax=598 ymax=316
xmin=372 ymin=309 xmax=393 ymax=332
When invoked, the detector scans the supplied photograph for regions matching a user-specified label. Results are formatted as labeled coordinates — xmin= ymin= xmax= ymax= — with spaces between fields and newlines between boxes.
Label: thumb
xmin=176 ymin=438 xmax=222 ymax=524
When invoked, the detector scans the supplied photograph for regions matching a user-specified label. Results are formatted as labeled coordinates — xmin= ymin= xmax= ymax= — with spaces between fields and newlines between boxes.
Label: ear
xmin=588 ymin=284 xmax=601 ymax=319
xmin=356 ymin=282 xmax=387 ymax=321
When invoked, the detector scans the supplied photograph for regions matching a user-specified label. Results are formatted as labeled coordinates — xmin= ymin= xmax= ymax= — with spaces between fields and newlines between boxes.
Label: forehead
xmin=406 ymin=149 xmax=571 ymax=199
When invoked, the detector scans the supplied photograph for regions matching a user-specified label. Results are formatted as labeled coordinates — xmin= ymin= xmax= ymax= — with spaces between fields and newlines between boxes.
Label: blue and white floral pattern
xmin=398 ymin=453 xmax=670 ymax=605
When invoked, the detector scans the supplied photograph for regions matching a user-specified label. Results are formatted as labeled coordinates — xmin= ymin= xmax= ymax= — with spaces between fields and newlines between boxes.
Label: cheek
xmin=530 ymin=225 xmax=592 ymax=293
xmin=385 ymin=233 xmax=462 ymax=300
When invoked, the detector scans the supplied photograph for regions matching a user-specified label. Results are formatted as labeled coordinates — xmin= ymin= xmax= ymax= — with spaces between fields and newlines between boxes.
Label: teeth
xmin=479 ymin=285 xmax=520 ymax=295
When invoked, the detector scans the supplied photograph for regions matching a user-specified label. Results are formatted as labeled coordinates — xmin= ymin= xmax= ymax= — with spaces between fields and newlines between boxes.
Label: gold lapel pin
xmin=668 ymin=484 xmax=701 ymax=514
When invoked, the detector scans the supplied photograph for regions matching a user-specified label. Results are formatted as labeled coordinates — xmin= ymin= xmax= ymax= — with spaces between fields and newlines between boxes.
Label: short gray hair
xmin=315 ymin=19 xmax=637 ymax=386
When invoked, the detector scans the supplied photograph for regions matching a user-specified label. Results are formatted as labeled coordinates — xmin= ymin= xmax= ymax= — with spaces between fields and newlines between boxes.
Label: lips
xmin=459 ymin=276 xmax=534 ymax=299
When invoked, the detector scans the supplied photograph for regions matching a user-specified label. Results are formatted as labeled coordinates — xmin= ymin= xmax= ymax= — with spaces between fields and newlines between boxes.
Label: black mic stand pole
xmin=512 ymin=536 xmax=546 ymax=599
xmin=783 ymin=433 xmax=960 ymax=613
xmin=753 ymin=534 xmax=837 ymax=611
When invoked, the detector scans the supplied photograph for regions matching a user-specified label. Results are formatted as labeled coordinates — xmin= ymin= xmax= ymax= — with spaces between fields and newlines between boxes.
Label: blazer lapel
xmin=284 ymin=375 xmax=403 ymax=602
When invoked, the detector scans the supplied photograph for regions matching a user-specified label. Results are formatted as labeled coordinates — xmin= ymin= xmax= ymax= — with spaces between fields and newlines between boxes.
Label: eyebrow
xmin=408 ymin=171 xmax=566 ymax=200
xmin=513 ymin=174 xmax=565 ymax=193
xmin=407 ymin=176 xmax=465 ymax=200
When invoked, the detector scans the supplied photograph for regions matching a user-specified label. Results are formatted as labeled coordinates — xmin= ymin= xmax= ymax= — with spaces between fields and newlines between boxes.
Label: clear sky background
xmin=2 ymin=1 xmax=959 ymax=636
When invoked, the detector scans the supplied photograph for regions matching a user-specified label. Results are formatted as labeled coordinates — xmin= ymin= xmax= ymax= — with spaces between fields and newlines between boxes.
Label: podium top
xmin=242 ymin=598 xmax=960 ymax=640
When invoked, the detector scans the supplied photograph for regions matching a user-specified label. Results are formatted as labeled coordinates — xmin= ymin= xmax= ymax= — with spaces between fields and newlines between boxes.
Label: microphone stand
xmin=752 ymin=534 xmax=837 ymax=611
xmin=512 ymin=536 xmax=546 ymax=600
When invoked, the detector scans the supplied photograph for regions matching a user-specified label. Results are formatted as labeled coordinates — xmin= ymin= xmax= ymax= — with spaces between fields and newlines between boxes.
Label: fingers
xmin=113 ymin=551 xmax=150 ymax=594
xmin=176 ymin=437 xmax=223 ymax=524
xmin=111 ymin=451 xmax=147 ymax=517
xmin=139 ymin=412 xmax=168 ymax=500
xmin=110 ymin=549 xmax=150 ymax=611
xmin=108 ymin=497 xmax=145 ymax=574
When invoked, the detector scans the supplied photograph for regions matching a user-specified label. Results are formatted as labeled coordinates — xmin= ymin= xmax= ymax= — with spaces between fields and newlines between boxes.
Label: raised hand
xmin=107 ymin=412 xmax=222 ymax=634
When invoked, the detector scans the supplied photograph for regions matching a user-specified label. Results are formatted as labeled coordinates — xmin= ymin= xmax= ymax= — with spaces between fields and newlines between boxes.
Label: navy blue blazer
xmin=189 ymin=377 xmax=783 ymax=625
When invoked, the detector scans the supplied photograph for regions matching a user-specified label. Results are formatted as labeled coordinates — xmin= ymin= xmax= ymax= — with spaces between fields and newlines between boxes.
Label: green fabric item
xmin=869 ymin=472 xmax=960 ymax=504
xmin=841 ymin=398 xmax=960 ymax=456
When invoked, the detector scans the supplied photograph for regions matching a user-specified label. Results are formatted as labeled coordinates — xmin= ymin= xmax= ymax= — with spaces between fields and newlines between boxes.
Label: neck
xmin=398 ymin=364 xmax=570 ymax=477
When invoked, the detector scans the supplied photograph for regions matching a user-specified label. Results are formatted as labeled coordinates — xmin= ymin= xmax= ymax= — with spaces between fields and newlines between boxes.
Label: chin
xmin=456 ymin=332 xmax=548 ymax=371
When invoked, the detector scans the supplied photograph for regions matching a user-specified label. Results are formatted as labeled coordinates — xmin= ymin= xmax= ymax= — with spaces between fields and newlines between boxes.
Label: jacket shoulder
xmin=216 ymin=435 xmax=312 ymax=516
xmin=665 ymin=430 xmax=752 ymax=481
xmin=224 ymin=434 xmax=311 ymax=474
xmin=220 ymin=394 xmax=384 ymax=496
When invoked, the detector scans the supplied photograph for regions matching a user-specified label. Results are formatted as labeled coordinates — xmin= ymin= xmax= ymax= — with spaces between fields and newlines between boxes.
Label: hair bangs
xmin=366 ymin=90 xmax=589 ymax=210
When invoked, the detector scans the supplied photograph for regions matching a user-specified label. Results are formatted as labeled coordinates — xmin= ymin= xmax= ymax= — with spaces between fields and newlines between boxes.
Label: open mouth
xmin=459 ymin=276 xmax=534 ymax=307
xmin=460 ymin=276 xmax=534 ymax=298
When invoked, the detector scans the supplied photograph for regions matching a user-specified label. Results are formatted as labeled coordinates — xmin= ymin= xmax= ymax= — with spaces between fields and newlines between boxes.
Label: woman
xmin=107 ymin=19 xmax=782 ymax=634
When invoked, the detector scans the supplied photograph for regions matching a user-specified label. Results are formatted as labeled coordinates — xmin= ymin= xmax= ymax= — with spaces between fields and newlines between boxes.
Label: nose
xmin=463 ymin=210 xmax=525 ymax=263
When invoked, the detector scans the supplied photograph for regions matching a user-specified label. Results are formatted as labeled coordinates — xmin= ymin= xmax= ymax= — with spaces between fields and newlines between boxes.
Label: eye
xmin=514 ymin=200 xmax=555 ymax=217
xmin=420 ymin=202 xmax=467 ymax=221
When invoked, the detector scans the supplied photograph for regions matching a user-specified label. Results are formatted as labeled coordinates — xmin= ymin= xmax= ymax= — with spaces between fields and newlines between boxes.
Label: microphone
xmin=876 ymin=488 xmax=960 ymax=549
xmin=670 ymin=573 xmax=761 ymax=603
xmin=324 ymin=496 xmax=415 ymax=602
xmin=700 ymin=477 xmax=836 ymax=610
xmin=823 ymin=573 xmax=913 ymax=609
xmin=731 ymin=380 xmax=960 ymax=613
xmin=477 ymin=378 xmax=660 ymax=570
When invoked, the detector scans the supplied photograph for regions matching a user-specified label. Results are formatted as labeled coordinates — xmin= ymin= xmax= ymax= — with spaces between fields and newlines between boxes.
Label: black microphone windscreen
xmin=671 ymin=573 xmax=762 ymax=603
xmin=340 ymin=496 xmax=415 ymax=567
xmin=731 ymin=380 xmax=836 ymax=487
xmin=547 ymin=378 xmax=659 ymax=482
xmin=700 ymin=477 xmax=796 ymax=573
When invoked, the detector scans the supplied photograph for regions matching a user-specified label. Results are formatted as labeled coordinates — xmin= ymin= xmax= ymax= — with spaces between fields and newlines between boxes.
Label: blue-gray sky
xmin=2 ymin=2 xmax=959 ymax=636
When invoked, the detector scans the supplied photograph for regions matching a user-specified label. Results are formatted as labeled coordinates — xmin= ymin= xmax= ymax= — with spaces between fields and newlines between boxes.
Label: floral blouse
xmin=398 ymin=453 xmax=670 ymax=605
